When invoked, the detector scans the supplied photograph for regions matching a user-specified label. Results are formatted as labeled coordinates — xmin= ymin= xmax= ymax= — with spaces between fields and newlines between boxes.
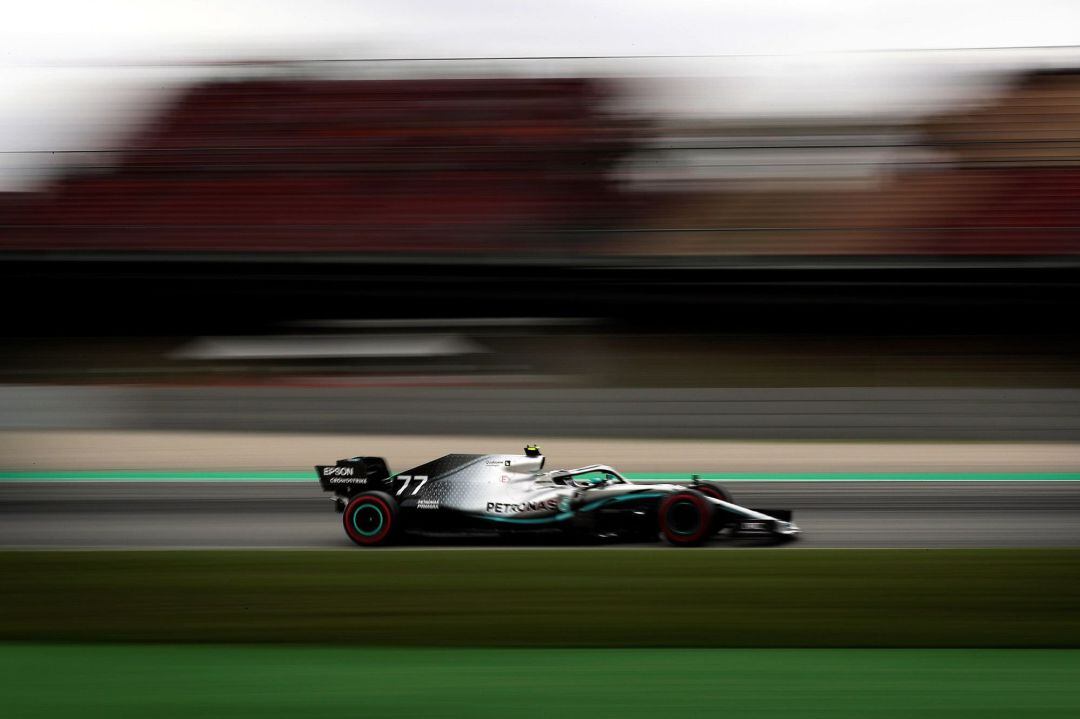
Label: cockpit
xmin=539 ymin=465 xmax=628 ymax=489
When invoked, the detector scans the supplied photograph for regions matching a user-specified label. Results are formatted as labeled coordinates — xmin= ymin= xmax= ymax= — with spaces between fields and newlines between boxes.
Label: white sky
xmin=2 ymin=0 xmax=1080 ymax=188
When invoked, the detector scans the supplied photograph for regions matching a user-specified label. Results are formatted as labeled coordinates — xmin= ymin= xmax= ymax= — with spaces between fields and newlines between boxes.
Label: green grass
xmin=2 ymin=549 xmax=1079 ymax=646
xmin=3 ymin=644 xmax=1079 ymax=719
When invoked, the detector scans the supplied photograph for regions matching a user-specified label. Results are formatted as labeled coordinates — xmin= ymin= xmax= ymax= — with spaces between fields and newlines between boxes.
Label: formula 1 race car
xmin=317 ymin=445 xmax=799 ymax=546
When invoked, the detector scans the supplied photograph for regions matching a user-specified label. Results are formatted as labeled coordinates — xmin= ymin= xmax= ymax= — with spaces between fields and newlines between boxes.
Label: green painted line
xmin=1 ymin=469 xmax=1079 ymax=482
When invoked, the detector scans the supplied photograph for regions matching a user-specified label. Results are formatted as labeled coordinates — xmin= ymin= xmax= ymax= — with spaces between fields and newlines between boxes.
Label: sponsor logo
xmin=327 ymin=477 xmax=366 ymax=485
xmin=740 ymin=521 xmax=767 ymax=531
xmin=323 ymin=466 xmax=355 ymax=477
xmin=417 ymin=499 xmax=440 ymax=510
xmin=486 ymin=499 xmax=559 ymax=514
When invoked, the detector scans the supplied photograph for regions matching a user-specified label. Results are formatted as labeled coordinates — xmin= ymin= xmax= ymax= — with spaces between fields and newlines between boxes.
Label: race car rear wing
xmin=315 ymin=456 xmax=391 ymax=496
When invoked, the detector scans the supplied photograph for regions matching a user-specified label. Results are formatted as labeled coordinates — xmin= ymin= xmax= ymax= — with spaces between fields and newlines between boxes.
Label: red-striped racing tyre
xmin=343 ymin=491 xmax=399 ymax=546
xmin=658 ymin=490 xmax=716 ymax=546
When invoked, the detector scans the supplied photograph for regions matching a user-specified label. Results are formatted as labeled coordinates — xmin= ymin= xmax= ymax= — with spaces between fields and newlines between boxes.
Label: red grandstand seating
xmin=0 ymin=77 xmax=634 ymax=252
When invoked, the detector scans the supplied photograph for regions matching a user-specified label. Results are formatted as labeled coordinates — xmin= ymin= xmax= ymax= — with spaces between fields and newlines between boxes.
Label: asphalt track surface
xmin=2 ymin=481 xmax=1078 ymax=549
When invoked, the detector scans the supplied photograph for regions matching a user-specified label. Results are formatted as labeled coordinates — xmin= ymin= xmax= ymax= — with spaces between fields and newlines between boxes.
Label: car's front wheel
xmin=343 ymin=491 xmax=399 ymax=546
xmin=692 ymin=481 xmax=733 ymax=504
xmin=658 ymin=490 xmax=715 ymax=546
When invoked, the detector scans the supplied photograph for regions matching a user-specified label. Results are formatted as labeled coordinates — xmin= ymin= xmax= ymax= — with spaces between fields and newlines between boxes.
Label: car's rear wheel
xmin=658 ymin=490 xmax=715 ymax=546
xmin=343 ymin=491 xmax=398 ymax=546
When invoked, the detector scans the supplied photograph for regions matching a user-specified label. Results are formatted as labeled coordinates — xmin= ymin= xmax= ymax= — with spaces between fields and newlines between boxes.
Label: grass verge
xmin=2 ymin=644 xmax=1079 ymax=719
xmin=1 ymin=549 xmax=1078 ymax=646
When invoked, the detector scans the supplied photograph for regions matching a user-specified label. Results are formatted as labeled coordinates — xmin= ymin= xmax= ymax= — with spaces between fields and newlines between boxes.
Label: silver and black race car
xmin=316 ymin=445 xmax=799 ymax=547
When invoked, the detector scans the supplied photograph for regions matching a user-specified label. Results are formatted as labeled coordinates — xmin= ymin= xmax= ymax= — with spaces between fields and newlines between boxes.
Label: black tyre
xmin=343 ymin=491 xmax=399 ymax=546
xmin=658 ymin=490 xmax=716 ymax=546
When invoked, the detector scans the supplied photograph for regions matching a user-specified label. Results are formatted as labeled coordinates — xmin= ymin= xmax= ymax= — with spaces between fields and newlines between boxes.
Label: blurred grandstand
xmin=0 ymin=77 xmax=638 ymax=254
xmin=1 ymin=62 xmax=1079 ymax=337
xmin=4 ymin=66 xmax=1080 ymax=257
xmin=626 ymin=68 xmax=1080 ymax=256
